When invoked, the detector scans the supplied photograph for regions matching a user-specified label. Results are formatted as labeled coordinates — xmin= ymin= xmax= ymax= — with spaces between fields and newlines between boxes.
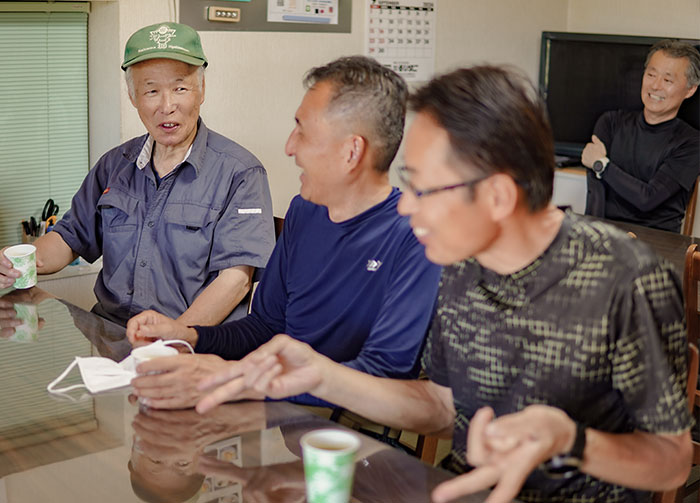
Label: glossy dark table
xmin=0 ymin=288 xmax=483 ymax=503
xmin=600 ymin=218 xmax=698 ymax=274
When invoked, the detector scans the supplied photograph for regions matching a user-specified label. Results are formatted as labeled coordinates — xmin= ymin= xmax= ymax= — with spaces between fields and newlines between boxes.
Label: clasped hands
xmin=432 ymin=405 xmax=578 ymax=503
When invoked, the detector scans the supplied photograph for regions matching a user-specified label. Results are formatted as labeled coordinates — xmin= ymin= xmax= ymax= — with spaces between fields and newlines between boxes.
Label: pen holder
xmin=21 ymin=231 xmax=36 ymax=244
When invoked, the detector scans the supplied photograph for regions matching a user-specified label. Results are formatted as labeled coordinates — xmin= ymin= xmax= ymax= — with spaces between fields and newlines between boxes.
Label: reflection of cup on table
xmin=10 ymin=303 xmax=38 ymax=342
xmin=3 ymin=244 xmax=37 ymax=289
xmin=300 ymin=429 xmax=360 ymax=503
xmin=131 ymin=343 xmax=178 ymax=374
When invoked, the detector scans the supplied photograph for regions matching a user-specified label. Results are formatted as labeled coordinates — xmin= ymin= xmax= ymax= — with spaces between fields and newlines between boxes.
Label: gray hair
xmin=125 ymin=64 xmax=205 ymax=100
xmin=303 ymin=56 xmax=408 ymax=173
xmin=645 ymin=39 xmax=700 ymax=87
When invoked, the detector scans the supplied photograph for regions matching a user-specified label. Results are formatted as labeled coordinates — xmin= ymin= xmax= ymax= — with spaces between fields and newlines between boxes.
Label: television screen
xmin=539 ymin=32 xmax=700 ymax=158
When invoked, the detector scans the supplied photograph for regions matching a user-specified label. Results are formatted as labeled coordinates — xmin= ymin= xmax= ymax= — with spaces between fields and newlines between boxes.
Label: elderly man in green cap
xmin=0 ymin=22 xmax=275 ymax=327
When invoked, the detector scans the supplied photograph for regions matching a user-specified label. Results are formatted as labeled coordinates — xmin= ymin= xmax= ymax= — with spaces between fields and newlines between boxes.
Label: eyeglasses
xmin=396 ymin=166 xmax=490 ymax=198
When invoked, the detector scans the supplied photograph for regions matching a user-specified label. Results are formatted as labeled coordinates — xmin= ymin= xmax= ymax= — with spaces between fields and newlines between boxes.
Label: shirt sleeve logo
xmin=366 ymin=259 xmax=383 ymax=272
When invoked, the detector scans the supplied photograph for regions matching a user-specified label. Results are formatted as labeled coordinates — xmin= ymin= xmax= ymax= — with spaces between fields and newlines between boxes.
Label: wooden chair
xmin=653 ymin=343 xmax=699 ymax=503
xmin=657 ymin=243 xmax=700 ymax=502
xmin=247 ymin=216 xmax=285 ymax=313
xmin=686 ymin=244 xmax=700 ymax=348
xmin=273 ymin=216 xmax=284 ymax=240
xmin=683 ymin=179 xmax=699 ymax=237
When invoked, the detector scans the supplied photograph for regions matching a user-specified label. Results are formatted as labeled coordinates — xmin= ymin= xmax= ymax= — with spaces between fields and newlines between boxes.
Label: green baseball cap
xmin=121 ymin=22 xmax=208 ymax=71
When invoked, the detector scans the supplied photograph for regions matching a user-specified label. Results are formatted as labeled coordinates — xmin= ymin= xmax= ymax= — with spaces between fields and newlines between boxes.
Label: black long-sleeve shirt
xmin=585 ymin=110 xmax=699 ymax=232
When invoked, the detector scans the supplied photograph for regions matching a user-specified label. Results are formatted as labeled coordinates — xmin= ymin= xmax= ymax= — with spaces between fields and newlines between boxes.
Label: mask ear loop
xmin=47 ymin=358 xmax=89 ymax=395
xmin=162 ymin=339 xmax=195 ymax=354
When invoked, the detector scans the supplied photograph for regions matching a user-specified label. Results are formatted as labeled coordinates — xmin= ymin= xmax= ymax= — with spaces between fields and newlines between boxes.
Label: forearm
xmin=194 ymin=311 xmax=276 ymax=359
xmin=582 ymin=429 xmax=691 ymax=490
xmin=35 ymin=232 xmax=77 ymax=274
xmin=314 ymin=360 xmax=454 ymax=437
xmin=177 ymin=265 xmax=253 ymax=326
xmin=602 ymin=163 xmax=679 ymax=212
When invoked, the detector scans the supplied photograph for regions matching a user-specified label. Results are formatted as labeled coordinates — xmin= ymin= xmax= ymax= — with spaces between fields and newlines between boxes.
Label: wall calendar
xmin=365 ymin=0 xmax=436 ymax=82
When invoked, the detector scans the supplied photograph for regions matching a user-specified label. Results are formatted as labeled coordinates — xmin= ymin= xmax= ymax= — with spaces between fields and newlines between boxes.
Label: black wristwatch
xmin=592 ymin=157 xmax=609 ymax=179
xmin=540 ymin=422 xmax=587 ymax=479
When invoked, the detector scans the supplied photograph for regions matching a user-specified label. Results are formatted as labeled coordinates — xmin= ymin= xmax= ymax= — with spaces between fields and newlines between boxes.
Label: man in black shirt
xmin=583 ymin=39 xmax=700 ymax=232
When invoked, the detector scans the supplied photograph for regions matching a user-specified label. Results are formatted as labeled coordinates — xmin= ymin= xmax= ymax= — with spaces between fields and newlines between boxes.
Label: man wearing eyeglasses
xmin=195 ymin=66 xmax=692 ymax=503
xmin=125 ymin=56 xmax=442 ymax=409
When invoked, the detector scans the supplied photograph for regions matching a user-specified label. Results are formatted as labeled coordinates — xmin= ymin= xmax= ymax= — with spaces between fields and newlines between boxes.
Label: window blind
xmin=0 ymin=10 xmax=89 ymax=246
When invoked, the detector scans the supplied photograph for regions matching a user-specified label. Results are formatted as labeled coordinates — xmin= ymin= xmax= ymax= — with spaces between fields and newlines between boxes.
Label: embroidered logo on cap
xmin=150 ymin=25 xmax=176 ymax=49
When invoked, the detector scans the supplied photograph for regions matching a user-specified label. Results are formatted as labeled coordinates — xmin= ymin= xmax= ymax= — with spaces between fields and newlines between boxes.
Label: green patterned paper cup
xmin=300 ymin=429 xmax=360 ymax=503
xmin=10 ymin=303 xmax=38 ymax=343
xmin=3 ymin=244 xmax=37 ymax=289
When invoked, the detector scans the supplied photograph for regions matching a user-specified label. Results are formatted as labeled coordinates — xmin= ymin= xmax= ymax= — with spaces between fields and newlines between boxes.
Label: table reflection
xmin=0 ymin=288 xmax=477 ymax=502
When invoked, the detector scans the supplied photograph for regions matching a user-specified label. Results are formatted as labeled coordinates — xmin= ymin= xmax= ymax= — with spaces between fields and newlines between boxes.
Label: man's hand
xmin=196 ymin=334 xmax=327 ymax=414
xmin=432 ymin=405 xmax=577 ymax=503
xmin=131 ymin=353 xmax=232 ymax=409
xmin=581 ymin=134 xmax=607 ymax=169
xmin=126 ymin=309 xmax=198 ymax=348
xmin=0 ymin=246 xmax=22 ymax=289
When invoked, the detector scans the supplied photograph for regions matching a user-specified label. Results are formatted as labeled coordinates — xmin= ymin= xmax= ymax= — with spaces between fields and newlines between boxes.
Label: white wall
xmin=95 ymin=0 xmax=568 ymax=215
xmin=567 ymin=0 xmax=700 ymax=39
xmin=88 ymin=0 xmax=700 ymax=216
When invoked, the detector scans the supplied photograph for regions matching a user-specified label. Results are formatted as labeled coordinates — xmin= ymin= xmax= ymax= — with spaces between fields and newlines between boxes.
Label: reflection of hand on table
xmin=128 ymin=401 xmax=267 ymax=503
xmin=0 ymin=286 xmax=55 ymax=305
xmin=0 ymin=288 xmax=52 ymax=338
xmin=198 ymin=456 xmax=306 ymax=503
xmin=131 ymin=400 xmax=267 ymax=454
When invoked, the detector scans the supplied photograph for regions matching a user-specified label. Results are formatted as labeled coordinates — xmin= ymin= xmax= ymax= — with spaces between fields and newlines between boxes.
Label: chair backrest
xmin=274 ymin=216 xmax=284 ymax=241
xmin=652 ymin=342 xmax=699 ymax=503
xmin=682 ymin=178 xmax=699 ymax=236
xmin=684 ymin=244 xmax=700 ymax=348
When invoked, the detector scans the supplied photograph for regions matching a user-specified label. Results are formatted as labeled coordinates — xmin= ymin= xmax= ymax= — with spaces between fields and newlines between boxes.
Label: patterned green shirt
xmin=422 ymin=213 xmax=691 ymax=503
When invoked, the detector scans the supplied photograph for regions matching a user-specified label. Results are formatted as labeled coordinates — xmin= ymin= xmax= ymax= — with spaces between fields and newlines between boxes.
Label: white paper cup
xmin=4 ymin=244 xmax=37 ymax=289
xmin=131 ymin=343 xmax=178 ymax=375
xmin=9 ymin=303 xmax=38 ymax=343
xmin=300 ymin=429 xmax=360 ymax=503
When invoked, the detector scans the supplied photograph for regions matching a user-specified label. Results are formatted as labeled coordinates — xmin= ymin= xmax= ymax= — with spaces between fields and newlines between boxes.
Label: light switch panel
xmin=207 ymin=6 xmax=241 ymax=23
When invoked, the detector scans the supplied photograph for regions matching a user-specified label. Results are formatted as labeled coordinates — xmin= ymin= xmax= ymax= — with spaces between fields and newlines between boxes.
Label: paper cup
xmin=131 ymin=343 xmax=178 ymax=375
xmin=9 ymin=303 xmax=38 ymax=342
xmin=4 ymin=244 xmax=37 ymax=289
xmin=300 ymin=429 xmax=360 ymax=503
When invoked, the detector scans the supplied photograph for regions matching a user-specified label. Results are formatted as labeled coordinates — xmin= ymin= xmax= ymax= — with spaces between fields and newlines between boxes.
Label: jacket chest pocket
xmin=97 ymin=191 xmax=140 ymax=232
xmin=162 ymin=203 xmax=218 ymax=267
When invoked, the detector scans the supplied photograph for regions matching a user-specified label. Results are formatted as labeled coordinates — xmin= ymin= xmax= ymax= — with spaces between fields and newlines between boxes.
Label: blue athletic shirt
xmin=195 ymin=188 xmax=442 ymax=405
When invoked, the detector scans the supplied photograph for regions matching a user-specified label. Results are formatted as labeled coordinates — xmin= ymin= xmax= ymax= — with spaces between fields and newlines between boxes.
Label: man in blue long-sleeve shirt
xmin=126 ymin=56 xmax=442 ymax=409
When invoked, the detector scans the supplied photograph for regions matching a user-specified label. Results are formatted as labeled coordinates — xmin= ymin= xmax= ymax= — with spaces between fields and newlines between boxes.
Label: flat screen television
xmin=539 ymin=31 xmax=700 ymax=159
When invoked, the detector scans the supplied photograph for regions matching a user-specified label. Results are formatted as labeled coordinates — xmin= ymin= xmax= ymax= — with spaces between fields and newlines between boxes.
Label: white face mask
xmin=47 ymin=339 xmax=194 ymax=398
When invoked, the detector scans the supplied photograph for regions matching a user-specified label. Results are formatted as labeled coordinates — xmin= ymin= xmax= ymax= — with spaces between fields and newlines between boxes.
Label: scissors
xmin=46 ymin=215 xmax=57 ymax=231
xmin=42 ymin=198 xmax=59 ymax=222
